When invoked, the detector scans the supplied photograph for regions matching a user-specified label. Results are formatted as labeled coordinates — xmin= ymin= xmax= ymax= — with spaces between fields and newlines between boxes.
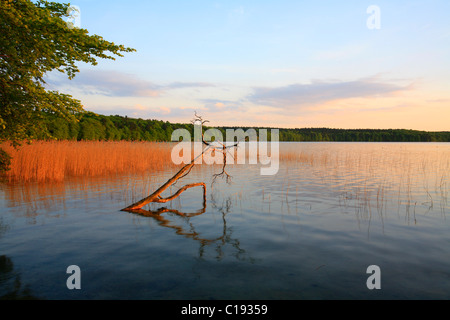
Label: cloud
xmin=156 ymin=106 xmax=172 ymax=115
xmin=128 ymin=104 xmax=172 ymax=117
xmin=92 ymin=104 xmax=174 ymax=120
xmin=47 ymin=70 xmax=216 ymax=97
xmin=200 ymin=98 xmax=244 ymax=112
xmin=164 ymin=82 xmax=215 ymax=90
xmin=55 ymin=70 xmax=162 ymax=97
xmin=248 ymin=77 xmax=412 ymax=110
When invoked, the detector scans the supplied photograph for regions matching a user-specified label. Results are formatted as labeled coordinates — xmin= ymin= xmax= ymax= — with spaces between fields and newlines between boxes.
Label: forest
xmin=41 ymin=112 xmax=450 ymax=143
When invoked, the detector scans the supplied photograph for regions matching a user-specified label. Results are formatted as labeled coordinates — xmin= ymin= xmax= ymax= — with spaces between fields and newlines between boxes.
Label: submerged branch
xmin=121 ymin=161 xmax=199 ymax=211
xmin=121 ymin=113 xmax=239 ymax=212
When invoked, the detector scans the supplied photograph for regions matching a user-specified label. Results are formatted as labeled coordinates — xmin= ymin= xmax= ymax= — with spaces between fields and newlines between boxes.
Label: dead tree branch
xmin=212 ymin=143 xmax=233 ymax=184
xmin=121 ymin=161 xmax=207 ymax=211
xmin=121 ymin=113 xmax=240 ymax=212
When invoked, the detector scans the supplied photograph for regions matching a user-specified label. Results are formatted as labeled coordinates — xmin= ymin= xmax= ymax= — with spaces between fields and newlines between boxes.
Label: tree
xmin=78 ymin=115 xmax=105 ymax=140
xmin=122 ymin=114 xmax=239 ymax=212
xmin=0 ymin=0 xmax=135 ymax=147
xmin=0 ymin=148 xmax=11 ymax=175
xmin=47 ymin=116 xmax=70 ymax=140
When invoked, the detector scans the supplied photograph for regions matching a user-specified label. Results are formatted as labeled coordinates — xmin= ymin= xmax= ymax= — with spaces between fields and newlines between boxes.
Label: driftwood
xmin=121 ymin=113 xmax=238 ymax=212
xmin=121 ymin=161 xmax=207 ymax=212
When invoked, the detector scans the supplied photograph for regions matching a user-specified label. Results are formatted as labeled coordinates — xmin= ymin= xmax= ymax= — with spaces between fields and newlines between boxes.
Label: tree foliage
xmin=36 ymin=112 xmax=450 ymax=143
xmin=0 ymin=0 xmax=135 ymax=146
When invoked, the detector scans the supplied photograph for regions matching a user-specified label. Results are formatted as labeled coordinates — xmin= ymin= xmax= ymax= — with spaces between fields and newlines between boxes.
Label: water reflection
xmin=1 ymin=142 xmax=449 ymax=299
xmin=125 ymin=192 xmax=256 ymax=262
xmin=0 ymin=209 xmax=38 ymax=299
xmin=124 ymin=186 xmax=208 ymax=243
xmin=0 ymin=255 xmax=38 ymax=300
xmin=206 ymin=194 xmax=256 ymax=263
xmin=0 ymin=218 xmax=8 ymax=237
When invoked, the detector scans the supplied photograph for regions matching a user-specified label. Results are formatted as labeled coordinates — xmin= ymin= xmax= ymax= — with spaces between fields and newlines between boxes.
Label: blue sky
xmin=46 ymin=0 xmax=450 ymax=130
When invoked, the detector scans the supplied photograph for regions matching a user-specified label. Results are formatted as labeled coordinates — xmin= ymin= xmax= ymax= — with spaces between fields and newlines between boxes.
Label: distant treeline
xmin=41 ymin=112 xmax=450 ymax=142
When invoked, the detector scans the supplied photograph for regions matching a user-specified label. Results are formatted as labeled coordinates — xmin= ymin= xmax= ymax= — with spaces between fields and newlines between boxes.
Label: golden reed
xmin=1 ymin=141 xmax=176 ymax=183
xmin=1 ymin=140 xmax=336 ymax=183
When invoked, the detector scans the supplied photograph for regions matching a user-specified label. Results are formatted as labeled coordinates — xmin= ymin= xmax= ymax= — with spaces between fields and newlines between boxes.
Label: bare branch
xmin=211 ymin=143 xmax=236 ymax=185
xmin=122 ymin=113 xmax=239 ymax=212
xmin=156 ymin=182 xmax=206 ymax=203
xmin=193 ymin=111 xmax=210 ymax=125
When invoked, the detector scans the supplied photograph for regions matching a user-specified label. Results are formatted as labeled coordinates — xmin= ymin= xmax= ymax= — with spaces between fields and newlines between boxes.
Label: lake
xmin=1 ymin=142 xmax=449 ymax=300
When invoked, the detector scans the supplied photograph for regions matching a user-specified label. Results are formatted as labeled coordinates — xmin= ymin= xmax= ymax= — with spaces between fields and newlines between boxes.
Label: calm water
xmin=1 ymin=142 xmax=449 ymax=300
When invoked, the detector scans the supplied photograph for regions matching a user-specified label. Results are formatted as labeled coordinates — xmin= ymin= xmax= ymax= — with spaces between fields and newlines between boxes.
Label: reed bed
xmin=1 ymin=141 xmax=176 ymax=183
xmin=278 ymin=150 xmax=331 ymax=166
xmin=1 ymin=141 xmax=448 ymax=227
xmin=2 ymin=141 xmax=449 ymax=214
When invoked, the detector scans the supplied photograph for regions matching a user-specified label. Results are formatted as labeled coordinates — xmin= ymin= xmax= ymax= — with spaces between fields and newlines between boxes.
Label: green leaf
xmin=0 ymin=0 xmax=136 ymax=145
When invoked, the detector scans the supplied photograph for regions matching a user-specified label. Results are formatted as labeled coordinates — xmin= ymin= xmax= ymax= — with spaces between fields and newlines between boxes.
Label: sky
xmin=46 ymin=0 xmax=450 ymax=131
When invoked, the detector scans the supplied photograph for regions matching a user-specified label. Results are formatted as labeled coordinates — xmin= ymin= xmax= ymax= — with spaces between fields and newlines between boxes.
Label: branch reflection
xmin=124 ymin=193 xmax=255 ymax=262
